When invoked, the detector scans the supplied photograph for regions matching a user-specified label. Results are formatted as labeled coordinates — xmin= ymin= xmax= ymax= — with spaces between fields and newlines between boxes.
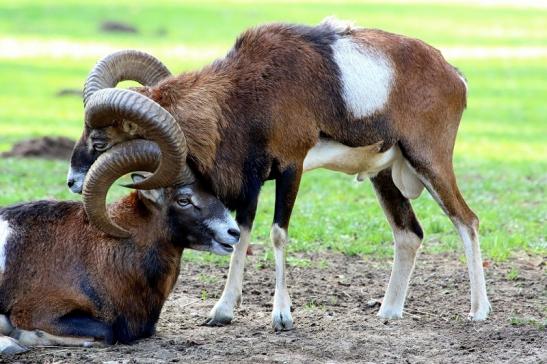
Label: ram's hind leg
xmin=9 ymin=295 xmax=113 ymax=346
xmin=371 ymin=169 xmax=423 ymax=319
xmin=402 ymin=127 xmax=490 ymax=320
xmin=415 ymin=160 xmax=490 ymax=320
xmin=11 ymin=329 xmax=96 ymax=347
xmin=9 ymin=312 xmax=113 ymax=348
xmin=0 ymin=336 xmax=27 ymax=356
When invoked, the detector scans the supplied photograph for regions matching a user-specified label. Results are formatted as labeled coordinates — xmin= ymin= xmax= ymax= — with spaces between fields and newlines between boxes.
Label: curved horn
xmin=85 ymin=88 xmax=194 ymax=189
xmin=83 ymin=140 xmax=186 ymax=238
xmin=84 ymin=49 xmax=171 ymax=106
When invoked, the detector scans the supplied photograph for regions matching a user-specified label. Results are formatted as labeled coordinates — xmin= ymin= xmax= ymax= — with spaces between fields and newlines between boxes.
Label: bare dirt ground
xmin=7 ymin=249 xmax=546 ymax=364
xmin=1 ymin=137 xmax=75 ymax=160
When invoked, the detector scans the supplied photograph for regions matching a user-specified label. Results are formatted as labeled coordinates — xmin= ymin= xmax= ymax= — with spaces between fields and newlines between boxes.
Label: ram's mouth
xmin=210 ymin=239 xmax=235 ymax=255
xmin=186 ymin=238 xmax=237 ymax=256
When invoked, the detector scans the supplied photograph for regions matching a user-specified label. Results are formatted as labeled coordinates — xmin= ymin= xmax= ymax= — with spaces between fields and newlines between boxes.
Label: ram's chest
xmin=142 ymin=246 xmax=180 ymax=299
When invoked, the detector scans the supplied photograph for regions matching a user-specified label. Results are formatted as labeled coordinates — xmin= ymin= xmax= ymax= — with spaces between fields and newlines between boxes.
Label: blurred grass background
xmin=0 ymin=0 xmax=545 ymax=263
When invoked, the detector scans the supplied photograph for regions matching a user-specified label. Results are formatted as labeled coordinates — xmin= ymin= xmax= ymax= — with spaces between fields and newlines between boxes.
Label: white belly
xmin=303 ymin=138 xmax=424 ymax=199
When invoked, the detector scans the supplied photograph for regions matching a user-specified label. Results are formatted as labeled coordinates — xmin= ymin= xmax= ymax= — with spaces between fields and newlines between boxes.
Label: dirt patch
xmin=1 ymin=137 xmax=75 ymax=160
xmin=56 ymin=88 xmax=82 ymax=97
xmin=100 ymin=21 xmax=138 ymax=34
xmin=10 ymin=250 xmax=546 ymax=363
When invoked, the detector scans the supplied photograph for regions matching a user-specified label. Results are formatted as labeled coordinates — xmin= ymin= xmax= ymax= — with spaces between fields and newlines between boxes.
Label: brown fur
xmin=0 ymin=178 xmax=237 ymax=344
xmin=136 ymin=23 xmax=466 ymax=209
xmin=69 ymin=20 xmax=485 ymax=329
xmin=1 ymin=194 xmax=180 ymax=342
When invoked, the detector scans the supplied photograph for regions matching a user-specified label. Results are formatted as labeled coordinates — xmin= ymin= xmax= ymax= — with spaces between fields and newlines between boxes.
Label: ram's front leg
xmin=271 ymin=165 xmax=302 ymax=331
xmin=205 ymin=195 xmax=259 ymax=326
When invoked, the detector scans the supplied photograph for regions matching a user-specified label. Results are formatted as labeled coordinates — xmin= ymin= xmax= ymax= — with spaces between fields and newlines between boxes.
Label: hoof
xmin=468 ymin=304 xmax=491 ymax=321
xmin=272 ymin=310 xmax=294 ymax=332
xmin=0 ymin=337 xmax=28 ymax=356
xmin=201 ymin=316 xmax=233 ymax=327
xmin=377 ymin=306 xmax=403 ymax=319
xmin=203 ymin=304 xmax=235 ymax=327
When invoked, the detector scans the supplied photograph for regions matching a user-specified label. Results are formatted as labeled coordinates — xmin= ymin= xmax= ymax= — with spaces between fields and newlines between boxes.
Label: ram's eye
xmin=93 ymin=142 xmax=108 ymax=152
xmin=177 ymin=197 xmax=191 ymax=207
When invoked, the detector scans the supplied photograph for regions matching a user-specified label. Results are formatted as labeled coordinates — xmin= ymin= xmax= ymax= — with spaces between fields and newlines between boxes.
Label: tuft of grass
xmin=200 ymin=289 xmax=209 ymax=301
xmin=509 ymin=316 xmax=546 ymax=331
xmin=197 ymin=273 xmax=220 ymax=285
xmin=505 ymin=267 xmax=520 ymax=281
xmin=304 ymin=298 xmax=325 ymax=311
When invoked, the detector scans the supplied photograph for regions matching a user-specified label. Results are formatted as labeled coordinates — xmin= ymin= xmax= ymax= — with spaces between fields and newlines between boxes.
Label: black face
xmin=133 ymin=174 xmax=240 ymax=255
xmin=68 ymin=124 xmax=137 ymax=194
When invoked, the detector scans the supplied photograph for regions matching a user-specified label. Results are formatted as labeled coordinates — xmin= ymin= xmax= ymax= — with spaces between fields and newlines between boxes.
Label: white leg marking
xmin=418 ymin=173 xmax=490 ymax=320
xmin=0 ymin=315 xmax=13 ymax=336
xmin=0 ymin=218 xmax=11 ymax=274
xmin=457 ymin=223 xmax=491 ymax=320
xmin=378 ymin=229 xmax=421 ymax=319
xmin=206 ymin=227 xmax=250 ymax=325
xmin=331 ymin=37 xmax=394 ymax=118
xmin=271 ymin=224 xmax=293 ymax=331
xmin=13 ymin=329 xmax=94 ymax=347
xmin=0 ymin=336 xmax=27 ymax=356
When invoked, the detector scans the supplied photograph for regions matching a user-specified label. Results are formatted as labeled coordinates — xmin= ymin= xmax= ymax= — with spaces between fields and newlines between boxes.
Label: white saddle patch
xmin=331 ymin=37 xmax=394 ymax=118
xmin=303 ymin=139 xmax=424 ymax=199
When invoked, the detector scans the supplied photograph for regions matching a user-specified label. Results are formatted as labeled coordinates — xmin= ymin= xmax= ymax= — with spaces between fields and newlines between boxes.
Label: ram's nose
xmin=227 ymin=228 xmax=240 ymax=241
xmin=67 ymin=168 xmax=85 ymax=194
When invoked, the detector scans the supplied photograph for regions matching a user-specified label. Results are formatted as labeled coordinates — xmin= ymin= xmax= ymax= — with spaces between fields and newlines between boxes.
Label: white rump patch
xmin=0 ymin=218 xmax=11 ymax=273
xmin=331 ymin=38 xmax=394 ymax=118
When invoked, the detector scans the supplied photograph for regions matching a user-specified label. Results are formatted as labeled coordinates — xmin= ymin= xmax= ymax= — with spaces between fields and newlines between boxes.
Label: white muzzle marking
xmin=67 ymin=167 xmax=86 ymax=194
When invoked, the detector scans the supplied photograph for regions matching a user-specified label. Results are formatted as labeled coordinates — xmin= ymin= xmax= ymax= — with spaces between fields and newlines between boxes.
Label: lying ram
xmin=0 ymin=127 xmax=239 ymax=354
xmin=68 ymin=18 xmax=489 ymax=331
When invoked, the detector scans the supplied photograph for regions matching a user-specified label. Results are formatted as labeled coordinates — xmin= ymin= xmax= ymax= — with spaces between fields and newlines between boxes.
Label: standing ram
xmin=0 ymin=118 xmax=239 ymax=354
xmin=68 ymin=18 xmax=489 ymax=331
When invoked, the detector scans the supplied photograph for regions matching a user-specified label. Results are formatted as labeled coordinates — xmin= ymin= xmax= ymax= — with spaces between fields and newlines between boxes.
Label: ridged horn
xmin=83 ymin=49 xmax=171 ymax=106
xmin=82 ymin=140 xmax=188 ymax=238
xmin=85 ymin=88 xmax=194 ymax=189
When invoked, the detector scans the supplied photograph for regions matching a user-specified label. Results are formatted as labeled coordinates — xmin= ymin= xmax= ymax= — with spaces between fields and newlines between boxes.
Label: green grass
xmin=0 ymin=0 xmax=545 ymax=264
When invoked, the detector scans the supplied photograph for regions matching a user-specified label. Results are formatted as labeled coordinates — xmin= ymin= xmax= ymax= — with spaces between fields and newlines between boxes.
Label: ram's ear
xmin=131 ymin=173 xmax=163 ymax=205
xmin=122 ymin=120 xmax=139 ymax=136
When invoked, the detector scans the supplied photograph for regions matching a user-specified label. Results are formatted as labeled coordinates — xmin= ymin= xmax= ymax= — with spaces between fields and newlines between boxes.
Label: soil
xmin=100 ymin=21 xmax=138 ymax=34
xmin=7 ymin=250 xmax=546 ymax=364
xmin=1 ymin=137 xmax=75 ymax=160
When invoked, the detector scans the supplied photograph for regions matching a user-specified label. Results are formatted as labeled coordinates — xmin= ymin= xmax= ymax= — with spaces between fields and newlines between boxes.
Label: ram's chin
xmin=209 ymin=240 xmax=235 ymax=255
xmin=187 ymin=240 xmax=234 ymax=256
